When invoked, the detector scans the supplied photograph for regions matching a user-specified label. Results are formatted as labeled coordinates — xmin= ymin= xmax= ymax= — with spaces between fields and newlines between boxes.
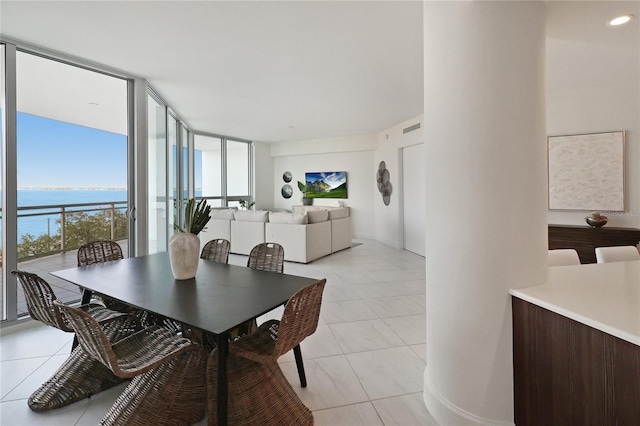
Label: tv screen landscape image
xmin=304 ymin=171 xmax=348 ymax=199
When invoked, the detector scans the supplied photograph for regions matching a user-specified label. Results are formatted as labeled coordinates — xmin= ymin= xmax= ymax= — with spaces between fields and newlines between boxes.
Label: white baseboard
xmin=423 ymin=369 xmax=515 ymax=426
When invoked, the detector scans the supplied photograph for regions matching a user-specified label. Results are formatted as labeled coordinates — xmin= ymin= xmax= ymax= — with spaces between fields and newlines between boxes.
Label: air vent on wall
xmin=403 ymin=123 xmax=421 ymax=134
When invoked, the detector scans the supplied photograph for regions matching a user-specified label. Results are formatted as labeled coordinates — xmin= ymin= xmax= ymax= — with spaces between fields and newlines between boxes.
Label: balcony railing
xmin=0 ymin=200 xmax=128 ymax=263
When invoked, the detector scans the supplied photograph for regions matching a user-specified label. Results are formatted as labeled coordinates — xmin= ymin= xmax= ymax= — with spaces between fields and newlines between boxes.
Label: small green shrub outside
xmin=1 ymin=209 xmax=128 ymax=264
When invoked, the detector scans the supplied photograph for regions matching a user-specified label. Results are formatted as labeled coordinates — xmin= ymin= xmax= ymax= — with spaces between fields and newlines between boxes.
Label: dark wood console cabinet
xmin=512 ymin=298 xmax=640 ymax=425
xmin=548 ymin=225 xmax=640 ymax=263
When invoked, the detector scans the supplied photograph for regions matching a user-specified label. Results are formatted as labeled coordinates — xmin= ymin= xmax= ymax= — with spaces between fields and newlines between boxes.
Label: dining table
xmin=50 ymin=252 xmax=317 ymax=426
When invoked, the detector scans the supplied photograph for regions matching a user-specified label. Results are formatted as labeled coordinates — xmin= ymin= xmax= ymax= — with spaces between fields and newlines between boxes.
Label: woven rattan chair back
xmin=77 ymin=240 xmax=124 ymax=267
xmin=274 ymin=278 xmax=326 ymax=358
xmin=55 ymin=302 xmax=119 ymax=370
xmin=247 ymin=242 xmax=284 ymax=273
xmin=11 ymin=270 xmax=72 ymax=331
xmin=56 ymin=301 xmax=200 ymax=379
xmin=55 ymin=302 xmax=207 ymax=425
xmin=200 ymin=238 xmax=231 ymax=264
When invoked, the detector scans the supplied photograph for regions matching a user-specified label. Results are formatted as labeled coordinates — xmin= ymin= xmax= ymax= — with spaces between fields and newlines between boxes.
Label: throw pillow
xmin=210 ymin=208 xmax=237 ymax=220
xmin=269 ymin=212 xmax=309 ymax=224
xmin=234 ymin=210 xmax=269 ymax=222
xmin=307 ymin=209 xmax=329 ymax=223
xmin=328 ymin=207 xmax=349 ymax=220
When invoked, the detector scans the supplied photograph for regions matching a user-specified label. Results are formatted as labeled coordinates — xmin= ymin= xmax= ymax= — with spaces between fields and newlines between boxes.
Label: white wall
xmin=546 ymin=16 xmax=639 ymax=228
xmin=269 ymin=135 xmax=377 ymax=239
xmin=253 ymin=141 xmax=274 ymax=211
xmin=374 ymin=115 xmax=424 ymax=249
xmin=423 ymin=3 xmax=546 ymax=423
xmin=259 ymin=118 xmax=425 ymax=245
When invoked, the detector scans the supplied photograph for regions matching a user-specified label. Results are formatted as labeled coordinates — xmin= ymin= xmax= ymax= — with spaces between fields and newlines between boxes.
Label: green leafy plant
xmin=174 ymin=198 xmax=211 ymax=235
xmin=239 ymin=199 xmax=255 ymax=210
xmin=297 ymin=181 xmax=310 ymax=196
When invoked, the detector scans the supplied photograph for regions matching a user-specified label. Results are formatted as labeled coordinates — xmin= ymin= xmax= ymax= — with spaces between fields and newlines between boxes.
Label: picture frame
xmin=304 ymin=171 xmax=348 ymax=199
xmin=548 ymin=131 xmax=625 ymax=211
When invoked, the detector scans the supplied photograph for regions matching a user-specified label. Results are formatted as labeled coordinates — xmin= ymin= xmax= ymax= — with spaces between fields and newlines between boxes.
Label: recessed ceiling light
xmin=88 ymin=102 xmax=100 ymax=106
xmin=609 ymin=15 xmax=632 ymax=26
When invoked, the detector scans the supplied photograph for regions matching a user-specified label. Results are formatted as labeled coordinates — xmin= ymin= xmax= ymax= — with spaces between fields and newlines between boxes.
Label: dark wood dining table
xmin=50 ymin=252 xmax=317 ymax=426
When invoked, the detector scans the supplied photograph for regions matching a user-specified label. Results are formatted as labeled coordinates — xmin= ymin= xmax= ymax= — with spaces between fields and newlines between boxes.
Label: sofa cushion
xmin=234 ymin=210 xmax=269 ymax=222
xmin=307 ymin=209 xmax=329 ymax=223
xmin=269 ymin=211 xmax=309 ymax=224
xmin=328 ymin=207 xmax=349 ymax=220
xmin=210 ymin=208 xmax=236 ymax=220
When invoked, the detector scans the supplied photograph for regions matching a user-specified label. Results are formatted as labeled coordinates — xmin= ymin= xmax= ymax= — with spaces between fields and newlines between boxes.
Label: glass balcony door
xmin=147 ymin=96 xmax=191 ymax=254
xmin=0 ymin=48 xmax=130 ymax=320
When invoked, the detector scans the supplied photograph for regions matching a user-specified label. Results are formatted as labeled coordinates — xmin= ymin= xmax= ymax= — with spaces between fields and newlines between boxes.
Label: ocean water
xmin=1 ymin=189 xmax=128 ymax=241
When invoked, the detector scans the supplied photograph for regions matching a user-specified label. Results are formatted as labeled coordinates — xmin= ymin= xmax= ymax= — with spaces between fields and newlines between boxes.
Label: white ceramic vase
xmin=168 ymin=232 xmax=200 ymax=280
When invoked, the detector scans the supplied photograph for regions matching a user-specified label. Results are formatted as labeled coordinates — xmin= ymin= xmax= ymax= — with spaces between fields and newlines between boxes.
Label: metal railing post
xmin=110 ymin=203 xmax=115 ymax=239
xmin=13 ymin=200 xmax=127 ymax=261
xmin=60 ymin=207 xmax=66 ymax=252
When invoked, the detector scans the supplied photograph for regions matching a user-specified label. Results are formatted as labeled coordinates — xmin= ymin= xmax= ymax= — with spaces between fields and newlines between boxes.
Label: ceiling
xmin=1 ymin=1 xmax=637 ymax=142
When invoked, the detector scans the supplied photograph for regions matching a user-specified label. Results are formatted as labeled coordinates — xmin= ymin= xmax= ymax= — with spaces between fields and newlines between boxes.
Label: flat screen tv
xmin=304 ymin=171 xmax=347 ymax=199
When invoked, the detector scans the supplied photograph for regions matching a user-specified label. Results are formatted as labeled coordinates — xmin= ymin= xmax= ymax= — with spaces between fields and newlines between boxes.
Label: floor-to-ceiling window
xmin=168 ymin=113 xmax=178 ymax=237
xmin=1 ymin=43 xmax=252 ymax=323
xmin=147 ymin=92 xmax=167 ymax=254
xmin=182 ymin=125 xmax=191 ymax=198
xmin=226 ymin=139 xmax=251 ymax=208
xmin=14 ymin=52 xmax=128 ymax=315
xmin=195 ymin=135 xmax=223 ymax=207
xmin=194 ymin=134 xmax=252 ymax=208
xmin=1 ymin=46 xmax=130 ymax=322
xmin=0 ymin=43 xmax=6 ymax=320
xmin=146 ymin=96 xmax=193 ymax=254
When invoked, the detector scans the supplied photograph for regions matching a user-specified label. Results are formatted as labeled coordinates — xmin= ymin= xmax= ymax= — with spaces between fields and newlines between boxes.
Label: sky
xmin=17 ymin=112 xmax=127 ymax=189
xmin=5 ymin=112 xmax=204 ymax=190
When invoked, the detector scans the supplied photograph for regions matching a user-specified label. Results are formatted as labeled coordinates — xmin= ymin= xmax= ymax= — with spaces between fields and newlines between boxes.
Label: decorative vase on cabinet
xmin=169 ymin=198 xmax=211 ymax=280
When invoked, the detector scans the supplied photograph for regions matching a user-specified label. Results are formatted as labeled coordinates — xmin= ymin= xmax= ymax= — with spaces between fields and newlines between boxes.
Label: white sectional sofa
xmin=328 ymin=208 xmax=352 ymax=253
xmin=198 ymin=207 xmax=235 ymax=244
xmin=199 ymin=206 xmax=352 ymax=263
xmin=265 ymin=210 xmax=332 ymax=263
xmin=230 ymin=210 xmax=269 ymax=255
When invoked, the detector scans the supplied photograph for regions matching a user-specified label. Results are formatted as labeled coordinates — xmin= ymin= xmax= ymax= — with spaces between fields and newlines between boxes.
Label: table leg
xmin=72 ymin=289 xmax=95 ymax=351
xmin=216 ymin=333 xmax=228 ymax=426
xmin=80 ymin=288 xmax=93 ymax=305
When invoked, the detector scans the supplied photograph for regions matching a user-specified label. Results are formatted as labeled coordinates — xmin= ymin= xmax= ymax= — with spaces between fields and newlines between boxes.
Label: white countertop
xmin=510 ymin=261 xmax=640 ymax=346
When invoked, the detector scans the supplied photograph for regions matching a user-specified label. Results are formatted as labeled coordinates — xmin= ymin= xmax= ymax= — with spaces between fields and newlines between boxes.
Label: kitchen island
xmin=510 ymin=261 xmax=639 ymax=425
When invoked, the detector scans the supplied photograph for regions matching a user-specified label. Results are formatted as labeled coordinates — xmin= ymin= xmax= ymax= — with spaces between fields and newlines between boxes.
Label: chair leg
xmin=28 ymin=346 xmax=124 ymax=411
xmin=71 ymin=335 xmax=79 ymax=351
xmin=293 ymin=344 xmax=307 ymax=387
xmin=101 ymin=346 xmax=207 ymax=426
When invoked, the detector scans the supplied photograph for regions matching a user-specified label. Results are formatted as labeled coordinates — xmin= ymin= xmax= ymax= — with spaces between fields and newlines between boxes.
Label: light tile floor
xmin=0 ymin=239 xmax=438 ymax=425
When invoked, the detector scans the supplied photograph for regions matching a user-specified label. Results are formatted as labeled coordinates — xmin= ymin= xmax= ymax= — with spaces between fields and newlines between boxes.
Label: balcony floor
xmin=3 ymin=241 xmax=129 ymax=318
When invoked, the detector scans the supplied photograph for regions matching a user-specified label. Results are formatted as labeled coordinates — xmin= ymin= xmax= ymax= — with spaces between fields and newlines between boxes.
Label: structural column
xmin=423 ymin=2 xmax=546 ymax=424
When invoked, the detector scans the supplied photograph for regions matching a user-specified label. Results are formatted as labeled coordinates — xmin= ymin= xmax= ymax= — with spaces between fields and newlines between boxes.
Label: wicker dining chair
xmin=207 ymin=351 xmax=313 ymax=426
xmin=247 ymin=242 xmax=285 ymax=273
xmin=27 ymin=319 xmax=140 ymax=411
xmin=200 ymin=238 xmax=231 ymax=264
xmin=55 ymin=301 xmax=207 ymax=426
xmin=77 ymin=240 xmax=132 ymax=312
xmin=230 ymin=278 xmax=326 ymax=387
xmin=192 ymin=239 xmax=232 ymax=350
xmin=77 ymin=240 xmax=124 ymax=266
xmin=78 ymin=240 xmax=180 ymax=332
xmin=11 ymin=270 xmax=129 ymax=333
xmin=226 ymin=242 xmax=286 ymax=341
xmin=11 ymin=270 xmax=141 ymax=411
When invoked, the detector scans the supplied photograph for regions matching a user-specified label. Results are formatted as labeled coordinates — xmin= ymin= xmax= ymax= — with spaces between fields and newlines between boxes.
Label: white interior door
xmin=403 ymin=143 xmax=426 ymax=256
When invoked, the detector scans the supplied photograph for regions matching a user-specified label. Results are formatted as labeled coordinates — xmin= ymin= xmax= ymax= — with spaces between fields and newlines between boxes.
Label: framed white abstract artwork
xmin=548 ymin=131 xmax=625 ymax=211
